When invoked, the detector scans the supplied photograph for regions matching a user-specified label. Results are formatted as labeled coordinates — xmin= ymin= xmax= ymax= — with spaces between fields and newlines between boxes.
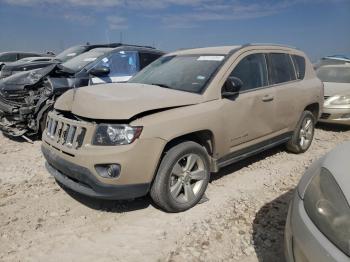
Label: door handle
xmin=262 ymin=94 xmax=274 ymax=102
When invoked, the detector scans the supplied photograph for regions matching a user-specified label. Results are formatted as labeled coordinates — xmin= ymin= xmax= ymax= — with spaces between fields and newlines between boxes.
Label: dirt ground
xmin=1 ymin=124 xmax=349 ymax=262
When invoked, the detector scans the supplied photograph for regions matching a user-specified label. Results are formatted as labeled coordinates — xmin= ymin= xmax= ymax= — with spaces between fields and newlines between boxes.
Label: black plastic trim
xmin=217 ymin=132 xmax=293 ymax=168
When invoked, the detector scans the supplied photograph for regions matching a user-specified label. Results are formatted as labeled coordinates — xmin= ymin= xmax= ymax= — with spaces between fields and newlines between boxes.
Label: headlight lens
xmin=93 ymin=124 xmax=143 ymax=145
xmin=28 ymin=71 xmax=43 ymax=84
xmin=328 ymin=95 xmax=350 ymax=106
xmin=304 ymin=168 xmax=350 ymax=256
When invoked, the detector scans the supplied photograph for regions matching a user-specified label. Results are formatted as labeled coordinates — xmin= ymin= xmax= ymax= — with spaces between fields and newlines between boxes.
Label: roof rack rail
xmin=87 ymin=42 xmax=156 ymax=49
xmin=242 ymin=43 xmax=298 ymax=49
xmin=118 ymin=44 xmax=156 ymax=49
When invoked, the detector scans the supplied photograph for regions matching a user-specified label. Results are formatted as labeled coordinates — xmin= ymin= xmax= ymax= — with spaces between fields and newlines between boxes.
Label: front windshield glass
xmin=317 ymin=67 xmax=350 ymax=83
xmin=61 ymin=49 xmax=109 ymax=72
xmin=129 ymin=55 xmax=226 ymax=93
xmin=55 ymin=46 xmax=87 ymax=63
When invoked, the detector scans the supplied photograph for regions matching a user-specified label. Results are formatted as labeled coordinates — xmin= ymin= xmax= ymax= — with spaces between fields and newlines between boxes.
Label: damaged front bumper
xmin=0 ymin=97 xmax=37 ymax=136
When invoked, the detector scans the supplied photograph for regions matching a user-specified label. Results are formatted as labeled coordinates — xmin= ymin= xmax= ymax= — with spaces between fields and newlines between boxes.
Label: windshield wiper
xmin=151 ymin=83 xmax=173 ymax=89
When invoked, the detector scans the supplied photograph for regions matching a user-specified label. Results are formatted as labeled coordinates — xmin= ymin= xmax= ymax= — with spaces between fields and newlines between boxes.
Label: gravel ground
xmin=0 ymin=124 xmax=349 ymax=262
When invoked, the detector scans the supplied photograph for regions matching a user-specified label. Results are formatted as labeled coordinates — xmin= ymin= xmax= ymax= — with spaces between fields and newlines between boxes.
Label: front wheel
xmin=150 ymin=141 xmax=210 ymax=212
xmin=286 ymin=111 xmax=315 ymax=154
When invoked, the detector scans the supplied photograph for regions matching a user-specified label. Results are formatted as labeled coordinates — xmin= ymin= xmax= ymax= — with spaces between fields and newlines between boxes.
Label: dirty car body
xmin=0 ymin=45 xmax=164 ymax=137
xmin=41 ymin=44 xmax=323 ymax=212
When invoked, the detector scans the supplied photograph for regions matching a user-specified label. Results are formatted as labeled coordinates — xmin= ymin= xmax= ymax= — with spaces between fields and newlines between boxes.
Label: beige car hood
xmin=55 ymin=83 xmax=203 ymax=120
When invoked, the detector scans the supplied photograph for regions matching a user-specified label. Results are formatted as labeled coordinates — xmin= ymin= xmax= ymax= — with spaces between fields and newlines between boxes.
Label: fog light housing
xmin=95 ymin=164 xmax=121 ymax=179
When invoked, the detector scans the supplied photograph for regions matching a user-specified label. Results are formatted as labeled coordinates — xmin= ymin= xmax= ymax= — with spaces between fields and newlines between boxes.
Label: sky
xmin=0 ymin=0 xmax=349 ymax=61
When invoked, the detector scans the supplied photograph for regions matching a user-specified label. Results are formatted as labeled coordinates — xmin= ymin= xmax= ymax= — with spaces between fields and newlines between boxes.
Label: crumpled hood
xmin=324 ymin=82 xmax=350 ymax=97
xmin=55 ymin=83 xmax=203 ymax=120
xmin=0 ymin=65 xmax=57 ymax=91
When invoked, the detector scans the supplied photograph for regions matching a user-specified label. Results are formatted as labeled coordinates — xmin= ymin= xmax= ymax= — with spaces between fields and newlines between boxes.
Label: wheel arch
xmin=150 ymin=130 xmax=216 ymax=185
xmin=304 ymin=103 xmax=320 ymax=120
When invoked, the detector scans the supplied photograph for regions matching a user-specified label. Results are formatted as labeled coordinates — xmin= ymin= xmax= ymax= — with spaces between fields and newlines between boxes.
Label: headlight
xmin=328 ymin=95 xmax=350 ymax=106
xmin=93 ymin=124 xmax=143 ymax=146
xmin=28 ymin=71 xmax=43 ymax=84
xmin=304 ymin=168 xmax=350 ymax=256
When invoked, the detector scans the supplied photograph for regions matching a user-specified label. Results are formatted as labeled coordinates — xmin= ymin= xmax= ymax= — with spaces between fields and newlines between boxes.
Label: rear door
xmin=222 ymin=52 xmax=277 ymax=148
xmin=90 ymin=51 xmax=140 ymax=84
xmin=266 ymin=53 xmax=300 ymax=131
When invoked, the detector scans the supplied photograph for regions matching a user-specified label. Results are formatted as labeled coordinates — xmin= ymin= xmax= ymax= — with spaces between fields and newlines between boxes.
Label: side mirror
xmin=222 ymin=76 xmax=243 ymax=98
xmin=89 ymin=66 xmax=110 ymax=77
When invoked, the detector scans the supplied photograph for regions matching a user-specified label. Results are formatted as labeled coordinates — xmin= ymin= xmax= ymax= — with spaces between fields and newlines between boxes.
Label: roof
xmin=85 ymin=47 xmax=114 ymax=53
xmin=0 ymin=51 xmax=43 ymax=55
xmin=170 ymin=46 xmax=242 ymax=56
xmin=169 ymin=43 xmax=299 ymax=56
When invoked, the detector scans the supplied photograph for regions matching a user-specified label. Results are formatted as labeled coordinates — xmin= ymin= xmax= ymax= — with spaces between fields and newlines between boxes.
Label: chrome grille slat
xmin=55 ymin=121 xmax=63 ymax=142
xmin=65 ymin=125 xmax=77 ymax=147
xmin=72 ymin=126 xmax=81 ymax=149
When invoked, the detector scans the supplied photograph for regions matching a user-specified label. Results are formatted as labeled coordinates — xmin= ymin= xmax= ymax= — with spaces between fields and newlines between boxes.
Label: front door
xmin=222 ymin=53 xmax=277 ymax=149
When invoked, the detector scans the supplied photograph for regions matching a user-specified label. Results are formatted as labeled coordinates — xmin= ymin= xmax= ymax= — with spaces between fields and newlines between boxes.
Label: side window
xmin=291 ymin=55 xmax=306 ymax=80
xmin=98 ymin=51 xmax=140 ymax=76
xmin=19 ymin=53 xmax=36 ymax=59
xmin=0 ymin=53 xmax=17 ymax=62
xmin=139 ymin=52 xmax=162 ymax=69
xmin=267 ymin=53 xmax=296 ymax=84
xmin=229 ymin=53 xmax=268 ymax=92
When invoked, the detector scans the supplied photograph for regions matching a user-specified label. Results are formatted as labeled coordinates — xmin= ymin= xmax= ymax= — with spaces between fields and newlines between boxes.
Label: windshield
xmin=317 ymin=67 xmax=350 ymax=83
xmin=129 ymin=55 xmax=225 ymax=93
xmin=55 ymin=46 xmax=87 ymax=63
xmin=61 ymin=49 xmax=109 ymax=72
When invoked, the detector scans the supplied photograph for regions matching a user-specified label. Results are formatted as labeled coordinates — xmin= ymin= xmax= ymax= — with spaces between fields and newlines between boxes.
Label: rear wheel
xmin=286 ymin=111 xmax=315 ymax=154
xmin=150 ymin=141 xmax=210 ymax=212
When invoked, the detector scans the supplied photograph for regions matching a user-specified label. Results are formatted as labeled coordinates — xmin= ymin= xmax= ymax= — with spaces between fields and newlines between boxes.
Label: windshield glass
xmin=61 ymin=49 xmax=110 ymax=72
xmin=55 ymin=46 xmax=87 ymax=63
xmin=129 ymin=55 xmax=225 ymax=93
xmin=317 ymin=67 xmax=350 ymax=83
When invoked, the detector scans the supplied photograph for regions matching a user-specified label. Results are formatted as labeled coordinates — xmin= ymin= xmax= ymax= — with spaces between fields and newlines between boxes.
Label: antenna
xmin=105 ymin=30 xmax=110 ymax=45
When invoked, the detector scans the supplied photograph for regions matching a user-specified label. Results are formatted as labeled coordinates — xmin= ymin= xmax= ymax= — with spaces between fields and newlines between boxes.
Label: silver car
xmin=284 ymin=141 xmax=350 ymax=261
xmin=318 ymin=64 xmax=350 ymax=125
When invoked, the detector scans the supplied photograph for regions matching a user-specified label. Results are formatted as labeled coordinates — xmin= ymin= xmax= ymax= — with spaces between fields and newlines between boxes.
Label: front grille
xmin=46 ymin=115 xmax=87 ymax=150
xmin=321 ymin=113 xmax=331 ymax=119
xmin=0 ymin=90 xmax=28 ymax=105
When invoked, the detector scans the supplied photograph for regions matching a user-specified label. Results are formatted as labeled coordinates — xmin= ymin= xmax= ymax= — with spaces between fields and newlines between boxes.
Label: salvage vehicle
xmin=285 ymin=141 xmax=350 ymax=262
xmin=0 ymin=57 xmax=54 ymax=79
xmin=0 ymin=45 xmax=164 ymax=137
xmin=318 ymin=64 xmax=350 ymax=125
xmin=0 ymin=43 xmax=125 ymax=79
xmin=42 ymin=44 xmax=323 ymax=212
xmin=0 ymin=51 xmax=50 ymax=70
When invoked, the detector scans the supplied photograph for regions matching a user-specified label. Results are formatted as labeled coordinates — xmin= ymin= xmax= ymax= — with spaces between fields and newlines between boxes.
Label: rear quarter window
xmin=267 ymin=53 xmax=296 ymax=85
xmin=291 ymin=55 xmax=306 ymax=80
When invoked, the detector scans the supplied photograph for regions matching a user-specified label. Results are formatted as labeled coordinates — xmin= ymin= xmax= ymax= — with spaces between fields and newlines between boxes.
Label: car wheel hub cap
xmin=169 ymin=153 xmax=206 ymax=203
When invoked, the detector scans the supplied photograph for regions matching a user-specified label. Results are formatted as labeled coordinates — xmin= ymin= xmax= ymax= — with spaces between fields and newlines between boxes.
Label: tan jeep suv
xmin=41 ymin=44 xmax=323 ymax=212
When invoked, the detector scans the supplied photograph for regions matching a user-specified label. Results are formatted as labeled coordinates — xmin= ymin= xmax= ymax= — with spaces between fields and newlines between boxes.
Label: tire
xmin=286 ymin=111 xmax=315 ymax=154
xmin=150 ymin=141 xmax=210 ymax=212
